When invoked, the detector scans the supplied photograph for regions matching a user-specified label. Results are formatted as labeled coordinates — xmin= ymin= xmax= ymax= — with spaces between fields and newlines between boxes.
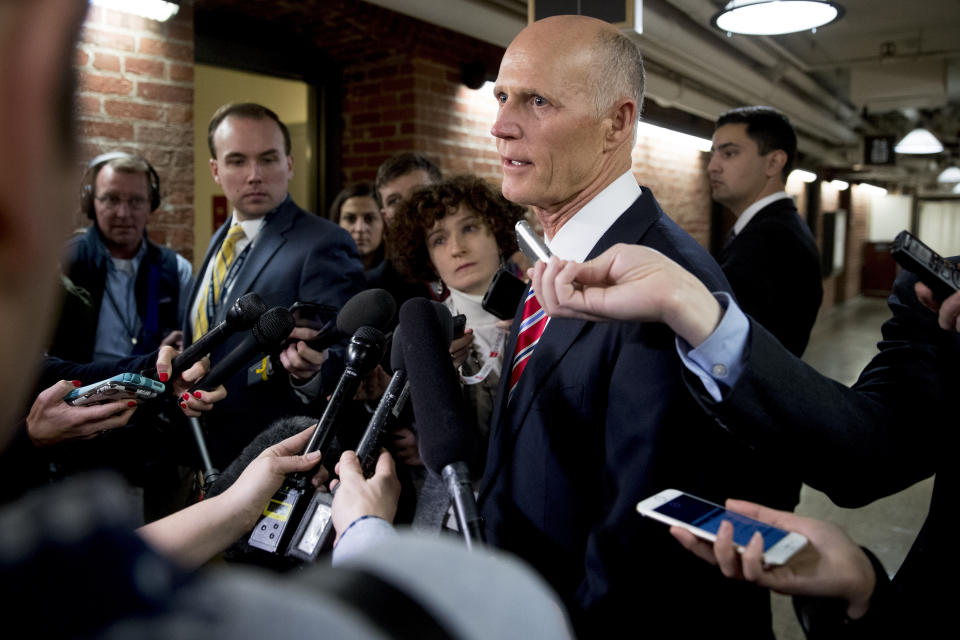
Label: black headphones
xmin=80 ymin=151 xmax=161 ymax=219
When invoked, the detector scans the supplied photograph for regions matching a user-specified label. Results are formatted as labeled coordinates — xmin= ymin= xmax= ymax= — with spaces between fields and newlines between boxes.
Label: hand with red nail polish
xmin=177 ymin=380 xmax=225 ymax=418
xmin=26 ymin=380 xmax=137 ymax=447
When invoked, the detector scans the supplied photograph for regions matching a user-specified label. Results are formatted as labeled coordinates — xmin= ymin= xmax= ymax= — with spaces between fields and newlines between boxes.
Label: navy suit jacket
xmin=683 ymin=264 xmax=959 ymax=636
xmin=183 ymin=197 xmax=365 ymax=468
xmin=719 ymin=197 xmax=822 ymax=356
xmin=478 ymin=189 xmax=798 ymax=637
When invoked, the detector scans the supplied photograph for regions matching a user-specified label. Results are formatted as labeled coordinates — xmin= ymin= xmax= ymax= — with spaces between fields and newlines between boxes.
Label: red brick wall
xmin=845 ymin=189 xmax=870 ymax=300
xmin=632 ymin=141 xmax=712 ymax=248
xmin=75 ymin=3 xmax=195 ymax=261
xmin=340 ymin=57 xmax=500 ymax=186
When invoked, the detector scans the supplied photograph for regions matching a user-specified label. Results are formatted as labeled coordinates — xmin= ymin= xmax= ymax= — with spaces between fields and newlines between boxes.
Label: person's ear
xmin=603 ymin=98 xmax=638 ymax=151
xmin=766 ymin=149 xmax=787 ymax=179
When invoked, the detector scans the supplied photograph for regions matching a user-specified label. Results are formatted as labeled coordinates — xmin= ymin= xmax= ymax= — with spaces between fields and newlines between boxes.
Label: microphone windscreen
xmin=398 ymin=297 xmax=475 ymax=473
xmin=229 ymin=292 xmax=267 ymax=328
xmin=390 ymin=325 xmax=405 ymax=372
xmin=252 ymin=306 xmax=296 ymax=345
xmin=337 ymin=288 xmax=396 ymax=334
xmin=430 ymin=300 xmax=455 ymax=344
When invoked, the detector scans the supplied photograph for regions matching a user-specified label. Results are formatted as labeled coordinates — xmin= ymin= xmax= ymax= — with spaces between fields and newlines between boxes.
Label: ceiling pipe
xmin=638 ymin=0 xmax=858 ymax=144
xmin=662 ymin=0 xmax=862 ymax=127
xmin=364 ymin=0 xmax=857 ymax=159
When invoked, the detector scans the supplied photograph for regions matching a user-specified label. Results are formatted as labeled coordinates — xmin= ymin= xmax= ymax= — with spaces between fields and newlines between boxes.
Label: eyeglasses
xmin=95 ymin=194 xmax=150 ymax=211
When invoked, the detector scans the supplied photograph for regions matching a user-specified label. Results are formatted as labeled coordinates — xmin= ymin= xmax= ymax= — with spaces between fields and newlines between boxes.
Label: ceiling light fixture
xmin=830 ymin=179 xmax=849 ymax=190
xmin=858 ymin=183 xmax=888 ymax=198
xmin=790 ymin=169 xmax=817 ymax=183
xmin=894 ymin=128 xmax=944 ymax=155
xmin=937 ymin=166 xmax=960 ymax=183
xmin=637 ymin=122 xmax=712 ymax=152
xmin=712 ymin=1 xmax=844 ymax=36
xmin=90 ymin=0 xmax=180 ymax=22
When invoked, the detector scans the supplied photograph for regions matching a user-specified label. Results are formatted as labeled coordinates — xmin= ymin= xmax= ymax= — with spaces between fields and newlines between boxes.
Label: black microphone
xmin=286 ymin=345 xmax=410 ymax=562
xmin=399 ymin=297 xmax=484 ymax=549
xmin=189 ymin=306 xmax=294 ymax=393
xmin=248 ymin=325 xmax=386 ymax=556
xmin=306 ymin=288 xmax=396 ymax=352
xmin=140 ymin=293 xmax=266 ymax=381
xmin=184 ymin=306 xmax=293 ymax=491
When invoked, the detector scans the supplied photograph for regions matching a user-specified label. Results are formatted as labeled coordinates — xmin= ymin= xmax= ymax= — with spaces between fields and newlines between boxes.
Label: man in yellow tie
xmin=184 ymin=102 xmax=365 ymax=470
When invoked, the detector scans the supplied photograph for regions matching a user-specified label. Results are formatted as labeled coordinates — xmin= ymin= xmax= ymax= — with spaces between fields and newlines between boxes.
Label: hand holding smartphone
xmin=890 ymin=229 xmax=960 ymax=301
xmin=637 ymin=489 xmax=807 ymax=565
xmin=63 ymin=372 xmax=165 ymax=406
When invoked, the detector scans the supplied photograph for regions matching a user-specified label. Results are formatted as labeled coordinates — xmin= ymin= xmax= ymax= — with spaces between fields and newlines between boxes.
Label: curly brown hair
xmin=388 ymin=175 xmax=525 ymax=283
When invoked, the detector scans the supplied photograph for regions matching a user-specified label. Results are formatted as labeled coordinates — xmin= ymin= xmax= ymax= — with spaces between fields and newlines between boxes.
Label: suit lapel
xmin=480 ymin=189 xmax=663 ymax=498
xmin=213 ymin=200 xmax=296 ymax=324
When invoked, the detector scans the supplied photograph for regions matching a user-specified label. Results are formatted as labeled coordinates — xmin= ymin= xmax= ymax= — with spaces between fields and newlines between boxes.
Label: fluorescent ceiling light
xmin=90 ymin=0 xmax=179 ymax=22
xmin=858 ymin=183 xmax=888 ymax=197
xmin=937 ymin=166 xmax=960 ymax=183
xmin=712 ymin=1 xmax=844 ymax=36
xmin=790 ymin=169 xmax=817 ymax=183
xmin=829 ymin=179 xmax=849 ymax=190
xmin=637 ymin=122 xmax=712 ymax=152
xmin=894 ymin=128 xmax=944 ymax=155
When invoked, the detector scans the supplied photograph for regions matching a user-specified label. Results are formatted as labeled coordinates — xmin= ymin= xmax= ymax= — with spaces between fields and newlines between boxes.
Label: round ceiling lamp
xmin=712 ymin=1 xmax=844 ymax=36
xmin=894 ymin=128 xmax=944 ymax=155
xmin=936 ymin=166 xmax=960 ymax=183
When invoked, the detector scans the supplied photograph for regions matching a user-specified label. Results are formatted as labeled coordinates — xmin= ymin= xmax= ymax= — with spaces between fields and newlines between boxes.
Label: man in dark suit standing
xmin=478 ymin=16 xmax=796 ymax=637
xmin=184 ymin=103 xmax=365 ymax=469
xmin=709 ymin=106 xmax=822 ymax=356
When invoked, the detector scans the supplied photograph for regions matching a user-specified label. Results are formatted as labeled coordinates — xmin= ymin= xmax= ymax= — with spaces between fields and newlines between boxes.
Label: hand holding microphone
xmin=142 ymin=292 xmax=267 ymax=382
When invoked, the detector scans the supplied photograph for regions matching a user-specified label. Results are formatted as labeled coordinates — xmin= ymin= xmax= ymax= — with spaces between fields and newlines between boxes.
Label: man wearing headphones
xmin=49 ymin=152 xmax=193 ymax=363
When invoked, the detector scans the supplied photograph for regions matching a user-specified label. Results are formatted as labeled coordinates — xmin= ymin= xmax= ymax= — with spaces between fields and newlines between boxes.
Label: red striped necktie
xmin=508 ymin=287 xmax=549 ymax=398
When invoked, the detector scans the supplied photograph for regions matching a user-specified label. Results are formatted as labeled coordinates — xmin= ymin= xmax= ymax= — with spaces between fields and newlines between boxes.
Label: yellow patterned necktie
xmin=193 ymin=223 xmax=246 ymax=338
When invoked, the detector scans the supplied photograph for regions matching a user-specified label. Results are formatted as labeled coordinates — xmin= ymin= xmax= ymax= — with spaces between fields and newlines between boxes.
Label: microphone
xmin=248 ymin=325 xmax=386 ymax=555
xmin=306 ymin=288 xmax=396 ymax=352
xmin=399 ymin=297 xmax=484 ymax=549
xmin=140 ymin=292 xmax=266 ymax=381
xmin=184 ymin=306 xmax=293 ymax=491
xmin=189 ymin=306 xmax=294 ymax=393
xmin=286 ymin=336 xmax=410 ymax=562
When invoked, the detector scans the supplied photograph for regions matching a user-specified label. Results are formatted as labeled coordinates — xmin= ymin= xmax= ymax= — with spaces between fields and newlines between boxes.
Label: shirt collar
xmin=230 ymin=194 xmax=288 ymax=242
xmin=733 ymin=191 xmax=792 ymax=235
xmin=547 ymin=171 xmax=641 ymax=262
xmin=106 ymin=237 xmax=146 ymax=274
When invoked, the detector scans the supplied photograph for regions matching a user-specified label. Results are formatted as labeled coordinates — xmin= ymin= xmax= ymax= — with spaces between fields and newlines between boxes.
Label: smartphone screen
xmin=652 ymin=493 xmax=789 ymax=551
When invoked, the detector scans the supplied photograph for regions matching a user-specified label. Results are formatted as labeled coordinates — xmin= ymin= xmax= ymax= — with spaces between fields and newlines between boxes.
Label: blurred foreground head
xmin=0 ymin=0 xmax=88 ymax=440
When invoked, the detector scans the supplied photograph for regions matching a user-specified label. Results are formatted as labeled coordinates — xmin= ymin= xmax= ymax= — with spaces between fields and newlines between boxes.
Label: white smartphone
xmin=636 ymin=489 xmax=807 ymax=565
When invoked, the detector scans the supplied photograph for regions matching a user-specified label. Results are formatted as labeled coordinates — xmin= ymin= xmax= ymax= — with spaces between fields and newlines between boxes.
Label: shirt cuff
xmin=290 ymin=369 xmax=324 ymax=404
xmin=676 ymin=292 xmax=750 ymax=402
xmin=331 ymin=515 xmax=396 ymax=566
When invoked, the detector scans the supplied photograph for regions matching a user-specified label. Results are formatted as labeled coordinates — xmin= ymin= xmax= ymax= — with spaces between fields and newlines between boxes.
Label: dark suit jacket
xmin=478 ymin=189 xmax=799 ymax=637
xmin=684 ymin=266 xmax=958 ymax=636
xmin=183 ymin=197 xmax=365 ymax=468
xmin=719 ymin=197 xmax=822 ymax=356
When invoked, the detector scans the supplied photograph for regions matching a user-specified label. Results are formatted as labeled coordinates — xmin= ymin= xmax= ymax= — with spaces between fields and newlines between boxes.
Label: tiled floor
xmin=771 ymin=294 xmax=933 ymax=639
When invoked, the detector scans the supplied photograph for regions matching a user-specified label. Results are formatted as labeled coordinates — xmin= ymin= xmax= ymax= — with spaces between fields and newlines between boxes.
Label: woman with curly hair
xmin=390 ymin=174 xmax=527 ymax=437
